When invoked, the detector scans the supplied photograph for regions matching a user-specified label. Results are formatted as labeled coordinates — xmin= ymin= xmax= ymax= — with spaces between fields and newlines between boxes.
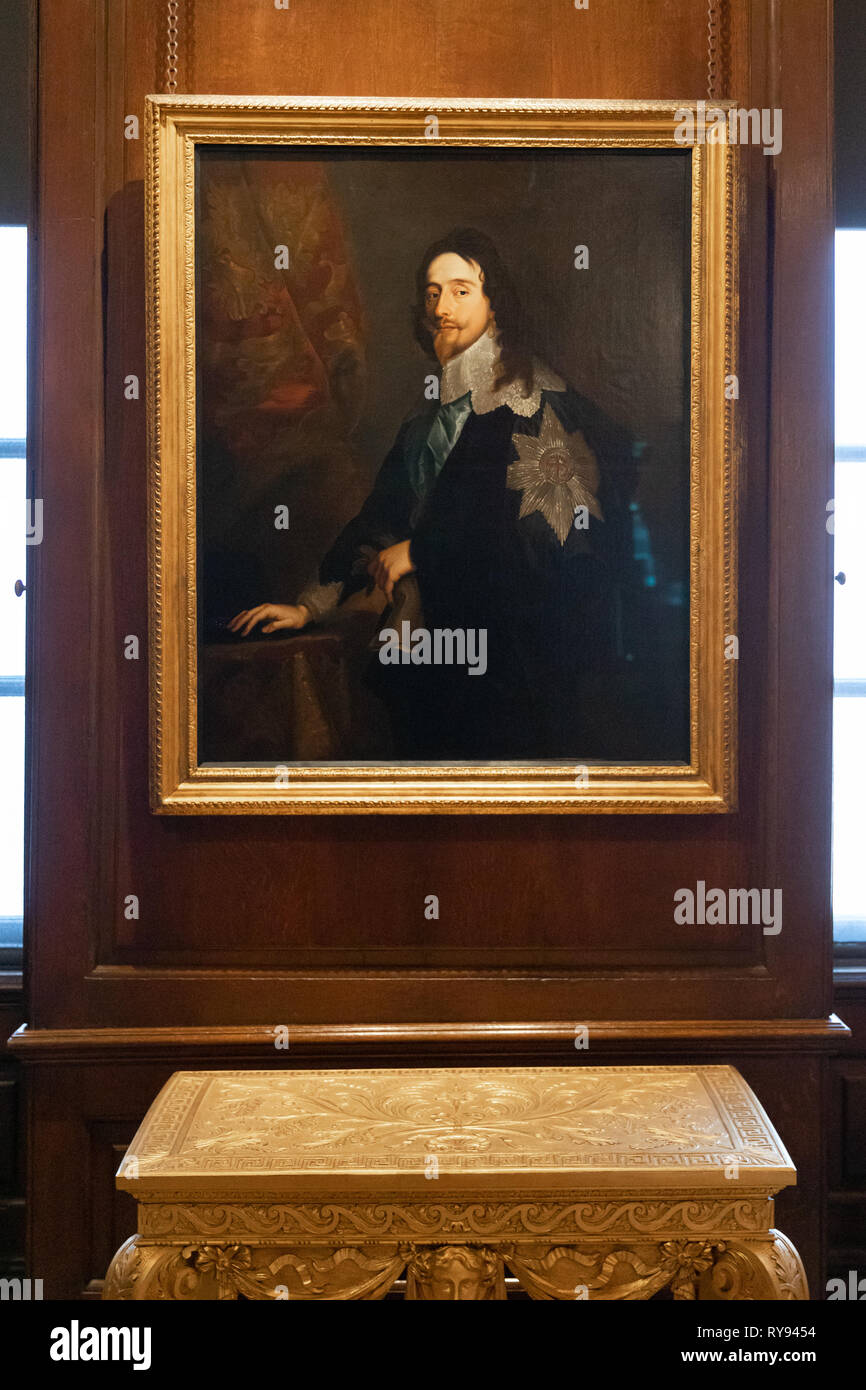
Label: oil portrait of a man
xmin=195 ymin=149 xmax=692 ymax=768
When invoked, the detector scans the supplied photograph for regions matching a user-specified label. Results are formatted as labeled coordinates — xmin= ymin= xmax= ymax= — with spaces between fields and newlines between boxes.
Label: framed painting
xmin=145 ymin=97 xmax=739 ymax=813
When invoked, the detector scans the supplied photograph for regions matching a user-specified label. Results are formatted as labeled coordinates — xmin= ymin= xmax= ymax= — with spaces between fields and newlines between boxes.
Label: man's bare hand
xmin=368 ymin=540 xmax=416 ymax=600
xmin=227 ymin=603 xmax=311 ymax=637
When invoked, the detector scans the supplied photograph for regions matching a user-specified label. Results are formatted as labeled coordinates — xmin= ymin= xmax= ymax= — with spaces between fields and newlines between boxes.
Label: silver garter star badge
xmin=507 ymin=402 xmax=604 ymax=545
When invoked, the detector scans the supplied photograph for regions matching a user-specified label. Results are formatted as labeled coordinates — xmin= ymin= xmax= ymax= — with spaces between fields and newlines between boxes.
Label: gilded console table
xmin=104 ymin=1065 xmax=808 ymax=1301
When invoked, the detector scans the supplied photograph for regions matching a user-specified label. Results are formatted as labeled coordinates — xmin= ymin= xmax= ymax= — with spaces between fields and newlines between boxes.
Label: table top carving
xmin=118 ymin=1066 xmax=795 ymax=1196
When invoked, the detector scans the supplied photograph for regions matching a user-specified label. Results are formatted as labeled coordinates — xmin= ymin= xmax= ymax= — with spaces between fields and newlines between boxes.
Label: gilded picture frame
xmin=146 ymin=96 xmax=739 ymax=814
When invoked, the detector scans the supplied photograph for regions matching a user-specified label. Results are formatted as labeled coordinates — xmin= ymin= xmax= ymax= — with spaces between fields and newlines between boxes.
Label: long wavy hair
xmin=411 ymin=227 xmax=534 ymax=394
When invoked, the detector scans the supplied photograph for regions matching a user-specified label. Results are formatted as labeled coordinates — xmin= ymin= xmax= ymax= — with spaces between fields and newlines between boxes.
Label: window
xmin=0 ymin=225 xmax=27 ymax=966
xmin=833 ymin=229 xmax=866 ymax=946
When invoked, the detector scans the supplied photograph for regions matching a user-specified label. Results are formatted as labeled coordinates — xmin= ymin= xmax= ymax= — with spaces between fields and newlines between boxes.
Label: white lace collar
xmin=439 ymin=329 xmax=565 ymax=418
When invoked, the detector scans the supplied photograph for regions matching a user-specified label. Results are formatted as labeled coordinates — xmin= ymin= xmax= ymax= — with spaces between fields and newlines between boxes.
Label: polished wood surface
xmin=9 ymin=1016 xmax=851 ymax=1061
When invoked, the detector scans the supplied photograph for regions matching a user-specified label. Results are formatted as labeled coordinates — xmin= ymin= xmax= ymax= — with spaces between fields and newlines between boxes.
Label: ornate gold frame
xmin=146 ymin=97 xmax=739 ymax=815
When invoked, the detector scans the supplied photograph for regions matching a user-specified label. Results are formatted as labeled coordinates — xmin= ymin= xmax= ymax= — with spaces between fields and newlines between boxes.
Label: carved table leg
xmin=104 ymin=1239 xmax=406 ymax=1300
xmin=699 ymin=1232 xmax=809 ymax=1301
xmin=103 ymin=1238 xmax=203 ymax=1300
xmin=105 ymin=1230 xmax=809 ymax=1302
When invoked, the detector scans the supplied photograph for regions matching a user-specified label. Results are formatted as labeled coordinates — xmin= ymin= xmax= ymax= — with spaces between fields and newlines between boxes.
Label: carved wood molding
xmin=139 ymin=1195 xmax=773 ymax=1241
xmin=7 ymin=1016 xmax=850 ymax=1062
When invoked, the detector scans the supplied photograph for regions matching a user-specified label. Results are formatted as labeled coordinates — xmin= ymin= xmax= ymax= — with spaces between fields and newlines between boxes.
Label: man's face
xmin=424 ymin=252 xmax=493 ymax=364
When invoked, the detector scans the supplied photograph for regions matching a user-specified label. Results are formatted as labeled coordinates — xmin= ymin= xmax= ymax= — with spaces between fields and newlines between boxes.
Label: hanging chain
xmin=707 ymin=0 xmax=731 ymax=101
xmin=165 ymin=0 xmax=180 ymax=95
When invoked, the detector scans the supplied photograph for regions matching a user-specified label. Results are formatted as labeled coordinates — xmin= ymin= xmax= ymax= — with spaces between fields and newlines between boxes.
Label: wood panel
xmin=191 ymin=0 xmax=710 ymax=101
xmin=0 ymin=0 xmax=31 ymax=222
xmin=24 ymin=0 xmax=834 ymax=1030
xmin=828 ymin=990 xmax=866 ymax=1286
xmin=0 ymin=991 xmax=26 ymax=1277
xmin=19 ymin=0 xmax=838 ymax=1298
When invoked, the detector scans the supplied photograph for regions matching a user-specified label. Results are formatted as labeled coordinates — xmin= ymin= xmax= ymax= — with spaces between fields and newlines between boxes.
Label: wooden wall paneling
xmin=27 ymin=0 xmax=108 ymax=1029
xmin=0 ymin=0 xmax=32 ymax=223
xmin=0 ymin=991 xmax=26 ymax=1275
xmin=829 ymin=991 xmax=866 ymax=1284
xmin=20 ymin=0 xmax=839 ymax=1297
xmin=96 ymin=0 xmax=155 ymax=970
xmin=764 ymin=0 xmax=835 ymax=1026
xmin=24 ymin=0 xmax=832 ymax=1028
xmin=829 ymin=992 xmax=866 ymax=1185
xmin=837 ymin=1067 xmax=866 ymax=1187
xmin=190 ymin=0 xmax=711 ymax=102
xmin=0 ymin=1071 xmax=19 ymax=1192
xmin=828 ymin=1201 xmax=866 ymax=1286
xmin=84 ymin=1123 xmax=138 ymax=1297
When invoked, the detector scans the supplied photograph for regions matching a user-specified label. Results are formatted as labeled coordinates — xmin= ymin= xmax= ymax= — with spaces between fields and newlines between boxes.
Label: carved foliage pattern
xmin=506 ymin=1240 xmax=717 ymax=1302
xmin=141 ymin=1196 xmax=769 ymax=1240
xmin=130 ymin=1067 xmax=789 ymax=1177
xmin=104 ymin=1231 xmax=808 ymax=1302
xmin=701 ymin=1235 xmax=810 ymax=1302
